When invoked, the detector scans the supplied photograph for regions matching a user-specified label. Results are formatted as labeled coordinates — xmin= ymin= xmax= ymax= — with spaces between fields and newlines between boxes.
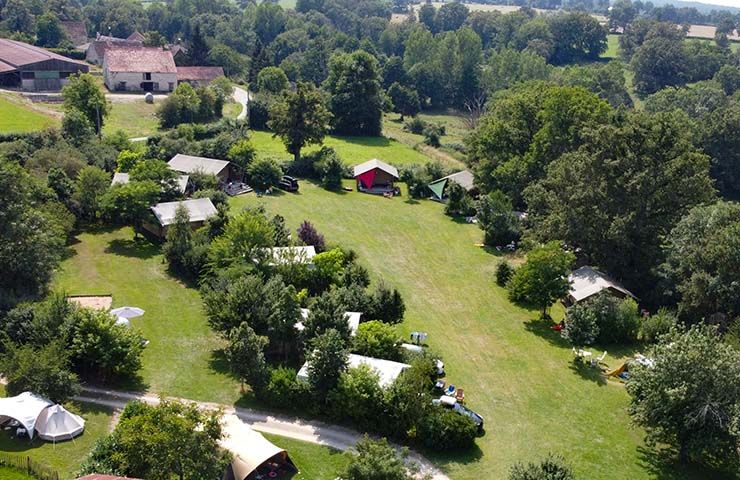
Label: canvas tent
xmin=353 ymin=159 xmax=399 ymax=191
xmin=0 ymin=392 xmax=53 ymax=439
xmin=297 ymin=354 xmax=410 ymax=388
xmin=565 ymin=266 xmax=637 ymax=306
xmin=295 ymin=308 xmax=361 ymax=336
xmin=168 ymin=154 xmax=232 ymax=182
xmin=144 ymin=197 xmax=218 ymax=238
xmin=35 ymin=404 xmax=85 ymax=442
xmin=220 ymin=414 xmax=297 ymax=480
xmin=428 ymin=170 xmax=475 ymax=200
xmin=259 ymin=246 xmax=317 ymax=266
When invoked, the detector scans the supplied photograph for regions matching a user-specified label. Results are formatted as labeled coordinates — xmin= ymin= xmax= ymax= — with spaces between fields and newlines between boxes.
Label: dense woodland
xmin=0 ymin=0 xmax=739 ymax=477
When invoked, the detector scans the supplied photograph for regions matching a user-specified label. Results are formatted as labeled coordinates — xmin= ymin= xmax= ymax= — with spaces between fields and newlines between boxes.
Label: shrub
xmin=508 ymin=453 xmax=575 ymax=480
xmin=563 ymin=294 xmax=640 ymax=346
xmin=369 ymin=283 xmax=405 ymax=324
xmin=318 ymin=150 xmax=346 ymax=190
xmin=342 ymin=436 xmax=413 ymax=480
xmin=422 ymin=124 xmax=444 ymax=147
xmin=297 ymin=220 xmax=326 ymax=252
xmin=726 ymin=318 xmax=740 ymax=351
xmin=496 ymin=261 xmax=514 ymax=287
xmin=400 ymin=165 xmax=432 ymax=199
xmin=403 ymin=117 xmax=426 ymax=134
xmin=418 ymin=407 xmax=478 ymax=450
xmin=445 ymin=182 xmax=475 ymax=216
xmin=353 ymin=320 xmax=403 ymax=361
xmin=639 ymin=308 xmax=677 ymax=343
xmin=328 ymin=365 xmax=386 ymax=430
xmin=259 ymin=366 xmax=308 ymax=410
xmin=247 ymin=157 xmax=282 ymax=191
xmin=248 ymin=96 xmax=271 ymax=130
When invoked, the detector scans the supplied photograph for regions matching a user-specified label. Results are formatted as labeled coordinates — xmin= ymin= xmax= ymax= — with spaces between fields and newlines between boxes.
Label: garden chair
xmin=592 ymin=351 xmax=607 ymax=367
xmin=455 ymin=388 xmax=465 ymax=404
xmin=445 ymin=384 xmax=456 ymax=396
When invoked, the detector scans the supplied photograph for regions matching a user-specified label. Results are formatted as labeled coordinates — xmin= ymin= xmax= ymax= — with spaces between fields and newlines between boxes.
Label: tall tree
xmin=225 ymin=322 xmax=269 ymax=392
xmin=306 ymin=328 xmax=348 ymax=401
xmin=101 ymin=181 xmax=160 ymax=236
xmin=507 ymin=241 xmax=575 ymax=316
xmin=627 ymin=325 xmax=740 ymax=466
xmin=0 ymin=341 xmax=80 ymax=403
xmin=548 ymin=12 xmax=607 ymax=64
xmin=62 ymin=73 xmax=109 ymax=135
xmin=187 ymin=24 xmax=210 ymax=66
xmin=325 ymin=50 xmax=383 ymax=136
xmin=268 ymin=82 xmax=331 ymax=162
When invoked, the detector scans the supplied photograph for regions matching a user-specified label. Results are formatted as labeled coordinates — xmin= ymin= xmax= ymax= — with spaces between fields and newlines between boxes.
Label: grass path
xmin=232 ymin=182 xmax=731 ymax=480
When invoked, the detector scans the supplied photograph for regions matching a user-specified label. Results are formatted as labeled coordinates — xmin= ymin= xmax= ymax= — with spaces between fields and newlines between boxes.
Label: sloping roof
xmin=353 ymin=159 xmax=399 ymax=179
xmin=297 ymin=354 xmax=410 ymax=388
xmin=0 ymin=38 xmax=88 ymax=70
xmin=104 ymin=47 xmax=176 ymax=74
xmin=431 ymin=170 xmax=475 ymax=191
xmin=127 ymin=31 xmax=145 ymax=42
xmin=568 ymin=266 xmax=637 ymax=303
xmin=168 ymin=154 xmax=230 ymax=176
xmin=60 ymin=21 xmax=88 ymax=47
xmin=150 ymin=198 xmax=217 ymax=227
xmin=177 ymin=66 xmax=225 ymax=82
xmin=219 ymin=414 xmax=296 ymax=480
xmin=0 ymin=392 xmax=53 ymax=439
xmin=295 ymin=308 xmax=361 ymax=335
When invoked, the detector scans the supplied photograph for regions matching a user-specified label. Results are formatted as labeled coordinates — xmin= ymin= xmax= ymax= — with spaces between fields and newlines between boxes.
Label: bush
xmin=328 ymin=365 xmax=386 ymax=430
xmin=369 ymin=283 xmax=405 ymax=324
xmin=563 ymin=294 xmax=640 ymax=346
xmin=508 ymin=453 xmax=575 ymax=480
xmin=1 ymin=340 xmax=81 ymax=403
xmin=342 ymin=436 xmax=413 ymax=480
xmin=496 ymin=261 xmax=514 ymax=287
xmin=445 ymin=182 xmax=475 ymax=217
xmin=726 ymin=318 xmax=740 ymax=351
xmin=297 ymin=220 xmax=326 ymax=252
xmin=403 ymin=117 xmax=426 ymax=134
xmin=247 ymin=157 xmax=282 ymax=191
xmin=353 ymin=320 xmax=403 ymax=361
xmin=318 ymin=150 xmax=346 ymax=190
xmin=639 ymin=308 xmax=677 ymax=343
xmin=248 ymin=96 xmax=271 ymax=130
xmin=259 ymin=366 xmax=309 ymax=410
xmin=400 ymin=165 xmax=432 ymax=199
xmin=423 ymin=124 xmax=444 ymax=147
xmin=418 ymin=407 xmax=478 ymax=450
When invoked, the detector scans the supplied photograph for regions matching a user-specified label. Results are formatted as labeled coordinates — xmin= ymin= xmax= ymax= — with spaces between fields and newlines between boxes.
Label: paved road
xmin=75 ymin=386 xmax=450 ymax=480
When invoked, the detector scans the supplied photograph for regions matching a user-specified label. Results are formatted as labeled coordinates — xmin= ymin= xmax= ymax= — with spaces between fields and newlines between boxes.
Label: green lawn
xmin=0 ymin=95 xmax=58 ymax=133
xmin=103 ymin=101 xmax=160 ymax=138
xmin=264 ymin=434 xmax=349 ymax=479
xmin=603 ymin=33 xmax=620 ymax=59
xmin=249 ymin=129 xmax=461 ymax=169
xmin=231 ymin=181 xmax=734 ymax=480
xmin=0 ymin=467 xmax=35 ymax=480
xmin=0 ymin=399 xmax=113 ymax=480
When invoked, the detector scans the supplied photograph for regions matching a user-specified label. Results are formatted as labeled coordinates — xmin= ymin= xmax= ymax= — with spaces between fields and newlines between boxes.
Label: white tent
xmin=34 ymin=404 xmax=85 ymax=442
xmin=297 ymin=353 xmax=410 ymax=388
xmin=294 ymin=308 xmax=362 ymax=336
xmin=219 ymin=414 xmax=296 ymax=480
xmin=0 ymin=392 xmax=52 ymax=439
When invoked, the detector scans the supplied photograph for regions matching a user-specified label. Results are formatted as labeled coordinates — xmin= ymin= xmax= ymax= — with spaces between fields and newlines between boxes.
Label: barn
xmin=0 ymin=39 xmax=89 ymax=91
xmin=103 ymin=47 xmax=177 ymax=93
xmin=176 ymin=66 xmax=225 ymax=87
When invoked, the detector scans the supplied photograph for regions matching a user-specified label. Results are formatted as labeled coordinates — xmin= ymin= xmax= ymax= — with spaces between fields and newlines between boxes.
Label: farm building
xmin=176 ymin=66 xmax=225 ymax=86
xmin=295 ymin=308 xmax=362 ymax=336
xmin=171 ymin=45 xmax=188 ymax=64
xmin=168 ymin=153 xmax=234 ymax=182
xmin=0 ymin=39 xmax=89 ymax=91
xmin=103 ymin=47 xmax=177 ymax=93
xmin=428 ymin=170 xmax=476 ymax=200
xmin=85 ymin=32 xmax=144 ymax=64
xmin=60 ymin=21 xmax=89 ymax=48
xmin=353 ymin=159 xmax=399 ymax=193
xmin=111 ymin=171 xmax=189 ymax=194
xmin=565 ymin=266 xmax=637 ymax=307
xmin=144 ymin=198 xmax=217 ymax=238
xmin=297 ymin=354 xmax=410 ymax=388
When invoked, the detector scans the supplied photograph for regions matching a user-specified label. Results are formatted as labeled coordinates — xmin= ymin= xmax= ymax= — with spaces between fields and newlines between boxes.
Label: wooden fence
xmin=0 ymin=452 xmax=61 ymax=480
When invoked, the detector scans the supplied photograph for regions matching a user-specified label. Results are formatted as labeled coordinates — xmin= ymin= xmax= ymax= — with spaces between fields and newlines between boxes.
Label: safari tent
xmin=353 ymin=159 xmax=399 ymax=193
xmin=220 ymin=415 xmax=297 ymax=480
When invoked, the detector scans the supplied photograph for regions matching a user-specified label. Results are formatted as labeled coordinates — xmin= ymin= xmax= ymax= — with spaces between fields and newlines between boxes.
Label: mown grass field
xmin=0 ymin=95 xmax=58 ymax=133
xmin=231 ymin=181 xmax=735 ymax=480
xmin=102 ymin=101 xmax=160 ymax=139
xmin=249 ymin=129 xmax=463 ymax=169
xmin=263 ymin=434 xmax=349 ymax=479
xmin=0 ymin=467 xmax=35 ymax=480
xmin=603 ymin=33 xmax=620 ymax=59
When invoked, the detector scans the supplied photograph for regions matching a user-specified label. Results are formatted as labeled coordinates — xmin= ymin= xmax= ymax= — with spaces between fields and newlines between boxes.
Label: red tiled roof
xmin=177 ymin=66 xmax=225 ymax=81
xmin=104 ymin=47 xmax=176 ymax=74
xmin=0 ymin=38 xmax=88 ymax=69
xmin=127 ymin=31 xmax=145 ymax=42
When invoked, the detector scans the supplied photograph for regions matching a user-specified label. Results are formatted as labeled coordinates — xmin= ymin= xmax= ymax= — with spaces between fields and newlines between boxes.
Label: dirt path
xmin=75 ymin=385 xmax=450 ymax=480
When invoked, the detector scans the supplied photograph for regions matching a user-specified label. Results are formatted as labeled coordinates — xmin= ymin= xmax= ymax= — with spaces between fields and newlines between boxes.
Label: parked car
xmin=432 ymin=396 xmax=484 ymax=432
xmin=278 ymin=175 xmax=299 ymax=192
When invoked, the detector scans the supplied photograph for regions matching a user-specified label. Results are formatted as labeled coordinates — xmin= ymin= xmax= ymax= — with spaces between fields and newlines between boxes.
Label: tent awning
xmin=0 ymin=392 xmax=52 ymax=439
xmin=219 ymin=415 xmax=296 ymax=480
xmin=428 ymin=179 xmax=447 ymax=200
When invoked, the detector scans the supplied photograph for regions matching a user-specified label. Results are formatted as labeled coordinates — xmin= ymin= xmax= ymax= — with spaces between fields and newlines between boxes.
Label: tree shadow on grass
xmin=568 ymin=359 xmax=607 ymax=386
xmin=422 ymin=442 xmax=484 ymax=469
xmin=104 ymin=237 xmax=160 ymax=259
xmin=523 ymin=316 xmax=570 ymax=349
xmin=83 ymin=372 xmax=150 ymax=394
xmin=637 ymin=445 xmax=739 ymax=480
xmin=333 ymin=135 xmax=392 ymax=148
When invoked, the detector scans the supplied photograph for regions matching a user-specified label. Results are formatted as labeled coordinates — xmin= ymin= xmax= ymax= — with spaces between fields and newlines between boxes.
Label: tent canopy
xmin=219 ymin=415 xmax=296 ymax=480
xmin=0 ymin=392 xmax=52 ymax=439
xmin=35 ymin=404 xmax=85 ymax=442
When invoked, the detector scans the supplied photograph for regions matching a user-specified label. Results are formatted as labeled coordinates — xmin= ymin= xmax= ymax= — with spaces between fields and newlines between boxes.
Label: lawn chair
xmin=445 ymin=384 xmax=456 ymax=396
xmin=572 ymin=347 xmax=582 ymax=362
xmin=455 ymin=388 xmax=465 ymax=404
xmin=591 ymin=351 xmax=607 ymax=367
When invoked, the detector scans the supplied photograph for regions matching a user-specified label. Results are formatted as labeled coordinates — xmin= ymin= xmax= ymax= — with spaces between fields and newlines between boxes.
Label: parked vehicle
xmin=278 ymin=175 xmax=299 ymax=192
xmin=432 ymin=396 xmax=484 ymax=431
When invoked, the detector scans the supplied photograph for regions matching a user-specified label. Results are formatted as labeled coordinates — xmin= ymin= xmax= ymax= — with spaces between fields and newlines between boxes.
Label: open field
xmin=0 ymin=94 xmax=59 ymax=133
xmin=232 ymin=181 xmax=735 ymax=480
xmin=0 ymin=467 xmax=35 ymax=480
xmin=603 ymin=34 xmax=620 ymax=59
xmin=249 ymin=129 xmax=463 ymax=169
xmin=0 ymin=400 xmax=113 ymax=480
xmin=103 ymin=100 xmax=159 ymax=138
